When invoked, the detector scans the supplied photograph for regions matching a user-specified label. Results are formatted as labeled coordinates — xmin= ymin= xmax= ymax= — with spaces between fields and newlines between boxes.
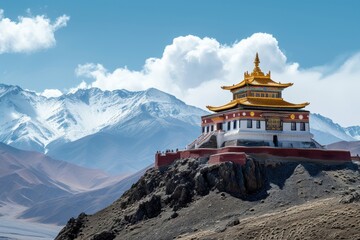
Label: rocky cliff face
xmin=56 ymin=157 xmax=360 ymax=240
xmin=56 ymin=157 xmax=265 ymax=240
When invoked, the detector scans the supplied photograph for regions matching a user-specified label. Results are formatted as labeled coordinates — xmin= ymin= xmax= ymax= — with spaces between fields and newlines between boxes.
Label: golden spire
xmin=254 ymin=52 xmax=260 ymax=66
xmin=252 ymin=52 xmax=264 ymax=76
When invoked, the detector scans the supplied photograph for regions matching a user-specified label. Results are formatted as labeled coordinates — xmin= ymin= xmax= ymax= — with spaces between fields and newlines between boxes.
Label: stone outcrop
xmin=56 ymin=213 xmax=87 ymax=240
xmin=55 ymin=157 xmax=265 ymax=240
xmin=55 ymin=156 xmax=360 ymax=240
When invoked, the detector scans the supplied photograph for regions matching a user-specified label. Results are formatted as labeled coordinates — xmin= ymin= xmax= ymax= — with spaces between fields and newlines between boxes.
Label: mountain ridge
xmin=0 ymin=84 xmax=207 ymax=173
xmin=0 ymin=83 xmax=358 ymax=173
xmin=0 ymin=84 xmax=205 ymax=145
xmin=310 ymin=113 xmax=358 ymax=144
xmin=0 ymin=142 xmax=146 ymax=225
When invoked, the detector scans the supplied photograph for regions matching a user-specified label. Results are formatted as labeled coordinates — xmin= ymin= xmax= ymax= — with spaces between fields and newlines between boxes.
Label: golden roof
xmin=222 ymin=53 xmax=293 ymax=90
xmin=206 ymin=97 xmax=309 ymax=112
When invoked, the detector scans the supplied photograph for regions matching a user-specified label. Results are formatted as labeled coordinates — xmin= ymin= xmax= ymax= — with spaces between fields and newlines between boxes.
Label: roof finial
xmin=254 ymin=52 xmax=260 ymax=67
xmin=252 ymin=52 xmax=264 ymax=76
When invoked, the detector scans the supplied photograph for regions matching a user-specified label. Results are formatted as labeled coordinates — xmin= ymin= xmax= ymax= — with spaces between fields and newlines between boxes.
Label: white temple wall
xmin=223 ymin=131 xmax=312 ymax=142
xmin=219 ymin=129 xmax=313 ymax=147
xmin=238 ymin=120 xmax=266 ymax=131
xmin=283 ymin=122 xmax=292 ymax=132
xmin=283 ymin=122 xmax=311 ymax=133
xmin=204 ymin=121 xmax=310 ymax=134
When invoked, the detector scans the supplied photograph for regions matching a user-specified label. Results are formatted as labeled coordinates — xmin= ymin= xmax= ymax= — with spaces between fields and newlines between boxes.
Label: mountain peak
xmin=0 ymin=84 xmax=206 ymax=158
xmin=0 ymin=84 xmax=23 ymax=95
xmin=346 ymin=126 xmax=360 ymax=140
xmin=143 ymin=87 xmax=175 ymax=102
xmin=0 ymin=83 xmax=358 ymax=169
xmin=310 ymin=113 xmax=356 ymax=144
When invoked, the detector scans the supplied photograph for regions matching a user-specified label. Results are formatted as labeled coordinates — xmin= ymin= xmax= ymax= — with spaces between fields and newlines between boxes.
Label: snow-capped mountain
xmin=345 ymin=126 xmax=360 ymax=140
xmin=0 ymin=84 xmax=206 ymax=174
xmin=1 ymin=83 xmax=359 ymax=172
xmin=0 ymin=83 xmax=359 ymax=238
xmin=309 ymin=113 xmax=357 ymax=145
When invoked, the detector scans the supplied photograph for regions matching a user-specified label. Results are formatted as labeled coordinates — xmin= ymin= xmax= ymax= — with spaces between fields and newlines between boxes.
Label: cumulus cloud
xmin=41 ymin=88 xmax=63 ymax=98
xmin=0 ymin=9 xmax=69 ymax=54
xmin=74 ymin=33 xmax=359 ymax=127
xmin=68 ymin=81 xmax=88 ymax=94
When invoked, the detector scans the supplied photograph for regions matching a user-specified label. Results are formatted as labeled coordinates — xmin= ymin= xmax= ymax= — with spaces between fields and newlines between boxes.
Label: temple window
xmin=206 ymin=126 xmax=210 ymax=132
xmin=291 ymin=122 xmax=297 ymax=131
xmin=227 ymin=121 xmax=231 ymax=131
xmin=235 ymin=92 xmax=247 ymax=99
xmin=248 ymin=91 xmax=281 ymax=98
xmin=300 ymin=122 xmax=306 ymax=131
xmin=211 ymin=125 xmax=214 ymax=132
xmin=247 ymin=119 xmax=253 ymax=128
xmin=233 ymin=120 xmax=237 ymax=129
xmin=202 ymin=127 xmax=205 ymax=133
xmin=256 ymin=120 xmax=261 ymax=129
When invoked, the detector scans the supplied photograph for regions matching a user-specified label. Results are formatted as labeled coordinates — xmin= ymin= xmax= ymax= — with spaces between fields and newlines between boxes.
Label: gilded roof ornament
xmin=252 ymin=52 xmax=264 ymax=76
xmin=212 ymin=53 xmax=308 ymax=112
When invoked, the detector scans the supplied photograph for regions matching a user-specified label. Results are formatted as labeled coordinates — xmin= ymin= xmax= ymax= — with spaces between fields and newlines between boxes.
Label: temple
xmin=188 ymin=53 xmax=318 ymax=149
xmin=155 ymin=53 xmax=352 ymax=168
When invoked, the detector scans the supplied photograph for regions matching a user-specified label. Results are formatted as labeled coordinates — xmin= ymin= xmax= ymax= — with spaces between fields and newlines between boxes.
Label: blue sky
xmin=0 ymin=1 xmax=359 ymax=126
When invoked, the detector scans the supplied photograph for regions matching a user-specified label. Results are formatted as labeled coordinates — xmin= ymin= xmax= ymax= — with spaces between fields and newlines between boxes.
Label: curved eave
xmin=241 ymin=98 xmax=309 ymax=109
xmin=206 ymin=98 xmax=309 ymax=112
xmin=221 ymin=81 xmax=293 ymax=90
xmin=206 ymin=100 xmax=238 ymax=112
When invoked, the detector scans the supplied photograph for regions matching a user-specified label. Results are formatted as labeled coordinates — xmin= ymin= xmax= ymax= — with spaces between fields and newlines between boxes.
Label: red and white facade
xmin=200 ymin=109 xmax=315 ymax=148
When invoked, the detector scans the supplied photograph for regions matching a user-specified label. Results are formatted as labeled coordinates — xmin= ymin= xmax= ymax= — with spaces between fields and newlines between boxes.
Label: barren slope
xmin=56 ymin=157 xmax=360 ymax=240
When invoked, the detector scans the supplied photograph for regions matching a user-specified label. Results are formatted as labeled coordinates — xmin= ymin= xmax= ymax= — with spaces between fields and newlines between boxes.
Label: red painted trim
xmin=209 ymin=152 xmax=247 ymax=165
xmin=155 ymin=146 xmax=351 ymax=168
xmin=201 ymin=110 xmax=310 ymax=126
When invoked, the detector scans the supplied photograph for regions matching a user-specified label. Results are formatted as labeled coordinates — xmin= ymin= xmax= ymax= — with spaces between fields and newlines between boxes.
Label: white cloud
xmin=0 ymin=9 xmax=69 ymax=54
xmin=74 ymin=33 xmax=360 ymax=127
xmin=41 ymin=88 xmax=63 ymax=98
xmin=68 ymin=81 xmax=88 ymax=94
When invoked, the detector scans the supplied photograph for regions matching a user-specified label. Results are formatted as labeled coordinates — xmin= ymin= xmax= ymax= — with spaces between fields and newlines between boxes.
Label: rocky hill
xmin=55 ymin=156 xmax=360 ymax=240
